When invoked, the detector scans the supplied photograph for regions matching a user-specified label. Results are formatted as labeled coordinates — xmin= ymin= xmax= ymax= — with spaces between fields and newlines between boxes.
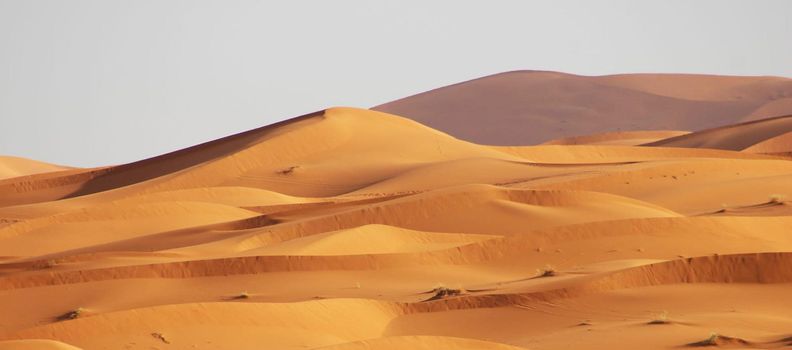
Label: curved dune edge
xmin=524 ymin=156 xmax=792 ymax=215
xmin=5 ymin=106 xmax=788 ymax=209
xmin=4 ymin=214 xmax=792 ymax=290
xmin=743 ymin=130 xmax=792 ymax=154
xmin=0 ymin=201 xmax=262 ymax=258
xmin=404 ymin=252 xmax=792 ymax=314
xmin=0 ymin=184 xmax=681 ymax=261
xmin=3 ymin=253 xmax=792 ymax=347
xmin=541 ymin=130 xmax=691 ymax=146
xmin=278 ymin=183 xmax=682 ymax=232
xmin=2 ymin=76 xmax=792 ymax=349
xmin=372 ymin=71 xmax=792 ymax=146
xmin=248 ymin=224 xmax=496 ymax=256
xmin=0 ymin=111 xmax=327 ymax=207
xmin=2 ymin=300 xmax=401 ymax=348
xmin=0 ymin=166 xmax=114 ymax=208
xmin=0 ymin=156 xmax=75 ymax=182
xmin=744 ymin=97 xmax=792 ymax=121
xmin=644 ymin=114 xmax=792 ymax=151
xmin=3 ymin=249 xmax=791 ymax=300
xmin=0 ymin=201 xmax=261 ymax=239
xmin=492 ymin=144 xmax=780 ymax=164
xmin=0 ymin=186 xmax=321 ymax=224
xmin=80 ymin=184 xmax=679 ymax=257
xmin=591 ymin=73 xmax=791 ymax=101
xmin=0 ymin=107 xmax=520 ymax=208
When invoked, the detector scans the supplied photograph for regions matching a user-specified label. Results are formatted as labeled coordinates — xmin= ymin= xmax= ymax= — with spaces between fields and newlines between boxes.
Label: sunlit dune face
xmin=2 ymin=76 xmax=792 ymax=350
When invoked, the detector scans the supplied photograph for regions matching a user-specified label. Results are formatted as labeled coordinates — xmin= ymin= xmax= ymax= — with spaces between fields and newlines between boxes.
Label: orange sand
xmin=2 ymin=74 xmax=792 ymax=349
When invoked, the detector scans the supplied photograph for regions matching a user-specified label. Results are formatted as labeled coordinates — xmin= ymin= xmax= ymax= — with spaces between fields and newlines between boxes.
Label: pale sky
xmin=2 ymin=0 xmax=791 ymax=167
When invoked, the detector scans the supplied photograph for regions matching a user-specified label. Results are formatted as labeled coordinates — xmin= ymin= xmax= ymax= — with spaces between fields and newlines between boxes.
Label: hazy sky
xmin=2 ymin=0 xmax=791 ymax=167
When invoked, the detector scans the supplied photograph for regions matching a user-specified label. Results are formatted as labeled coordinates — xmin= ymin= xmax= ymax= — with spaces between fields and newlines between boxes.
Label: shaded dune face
xmin=1 ymin=73 xmax=792 ymax=350
xmin=643 ymin=114 xmax=792 ymax=152
xmin=373 ymin=71 xmax=792 ymax=146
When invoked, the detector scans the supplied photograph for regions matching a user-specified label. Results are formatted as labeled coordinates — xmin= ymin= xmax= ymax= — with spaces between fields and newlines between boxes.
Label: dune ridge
xmin=0 ymin=156 xmax=74 ymax=182
xmin=373 ymin=71 xmax=792 ymax=145
xmin=643 ymin=114 xmax=792 ymax=151
xmin=2 ymin=74 xmax=792 ymax=349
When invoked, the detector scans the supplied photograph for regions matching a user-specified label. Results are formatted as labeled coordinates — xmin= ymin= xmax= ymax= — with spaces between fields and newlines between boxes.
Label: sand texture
xmin=2 ymin=73 xmax=792 ymax=349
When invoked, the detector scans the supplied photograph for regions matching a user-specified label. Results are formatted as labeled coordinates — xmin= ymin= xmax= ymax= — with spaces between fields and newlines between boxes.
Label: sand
xmin=373 ymin=71 xmax=792 ymax=145
xmin=0 ymin=157 xmax=73 ymax=181
xmin=644 ymin=114 xmax=792 ymax=151
xmin=2 ymin=76 xmax=792 ymax=349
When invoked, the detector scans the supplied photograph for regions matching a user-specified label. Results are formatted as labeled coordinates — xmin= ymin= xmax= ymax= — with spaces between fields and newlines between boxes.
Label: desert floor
xmin=2 ymin=73 xmax=792 ymax=349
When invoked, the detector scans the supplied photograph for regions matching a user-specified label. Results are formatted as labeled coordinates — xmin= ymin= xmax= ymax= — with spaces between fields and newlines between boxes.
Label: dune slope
xmin=644 ymin=114 xmax=792 ymax=151
xmin=373 ymin=71 xmax=792 ymax=145
xmin=0 ymin=156 xmax=73 ymax=181
xmin=3 ymin=74 xmax=792 ymax=350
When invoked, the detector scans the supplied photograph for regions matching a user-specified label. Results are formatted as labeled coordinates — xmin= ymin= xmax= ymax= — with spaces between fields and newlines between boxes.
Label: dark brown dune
xmin=373 ymin=71 xmax=792 ymax=145
xmin=4 ymin=79 xmax=792 ymax=350
xmin=644 ymin=115 xmax=792 ymax=151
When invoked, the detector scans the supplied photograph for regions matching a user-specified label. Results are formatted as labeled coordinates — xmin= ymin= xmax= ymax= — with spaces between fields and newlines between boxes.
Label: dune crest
xmin=373 ymin=71 xmax=792 ymax=145
xmin=643 ymin=114 xmax=792 ymax=151
xmin=3 ymin=72 xmax=792 ymax=349
xmin=0 ymin=156 xmax=74 ymax=181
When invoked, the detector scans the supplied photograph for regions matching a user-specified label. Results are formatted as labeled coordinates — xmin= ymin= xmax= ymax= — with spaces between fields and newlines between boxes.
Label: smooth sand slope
xmin=1 ymin=83 xmax=792 ymax=349
xmin=541 ymin=130 xmax=691 ymax=146
xmin=373 ymin=71 xmax=792 ymax=145
xmin=0 ymin=156 xmax=73 ymax=181
xmin=644 ymin=114 xmax=792 ymax=151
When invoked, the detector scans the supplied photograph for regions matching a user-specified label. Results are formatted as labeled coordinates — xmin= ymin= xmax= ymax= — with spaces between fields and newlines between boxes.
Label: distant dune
xmin=373 ymin=71 xmax=792 ymax=145
xmin=0 ymin=156 xmax=73 ymax=181
xmin=644 ymin=114 xmax=792 ymax=152
xmin=2 ymin=73 xmax=792 ymax=350
xmin=542 ymin=130 xmax=691 ymax=146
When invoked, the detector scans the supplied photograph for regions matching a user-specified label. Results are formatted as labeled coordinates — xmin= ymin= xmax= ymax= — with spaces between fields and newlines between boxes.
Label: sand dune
xmin=251 ymin=224 xmax=495 ymax=256
xmin=743 ymin=97 xmax=792 ymax=121
xmin=0 ymin=156 xmax=73 ymax=181
xmin=373 ymin=71 xmax=792 ymax=145
xmin=0 ymin=107 xmax=515 ymax=210
xmin=644 ymin=114 xmax=792 ymax=151
xmin=541 ymin=130 xmax=691 ymax=146
xmin=3 ymin=73 xmax=792 ymax=349
xmin=743 ymin=131 xmax=792 ymax=155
